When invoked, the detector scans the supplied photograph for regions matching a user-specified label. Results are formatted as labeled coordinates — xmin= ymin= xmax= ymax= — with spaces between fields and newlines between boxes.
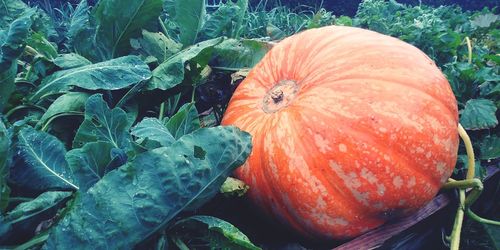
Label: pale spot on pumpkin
xmin=338 ymin=143 xmax=347 ymax=153
xmin=393 ymin=176 xmax=403 ymax=189
xmin=383 ymin=155 xmax=390 ymax=161
xmin=416 ymin=147 xmax=424 ymax=153
xmin=373 ymin=202 xmax=385 ymax=210
xmin=329 ymin=161 xmax=368 ymax=206
xmin=316 ymin=196 xmax=327 ymax=209
xmin=379 ymin=127 xmax=387 ymax=133
xmin=436 ymin=162 xmax=447 ymax=174
xmin=426 ymin=152 xmax=432 ymax=159
xmin=312 ymin=213 xmax=349 ymax=227
xmin=314 ymin=133 xmax=331 ymax=153
xmin=269 ymin=159 xmax=279 ymax=178
xmin=360 ymin=168 xmax=378 ymax=184
xmin=407 ymin=176 xmax=416 ymax=188
xmin=377 ymin=184 xmax=386 ymax=196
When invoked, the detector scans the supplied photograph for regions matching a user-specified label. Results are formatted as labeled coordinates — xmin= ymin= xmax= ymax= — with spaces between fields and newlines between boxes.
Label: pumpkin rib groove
xmin=254 ymin=114 xmax=317 ymax=238
xmin=295 ymin=104 xmax=439 ymax=191
xmin=273 ymin=111 xmax=369 ymax=236
xmin=288 ymin=115 xmax=378 ymax=221
xmin=262 ymin=115 xmax=314 ymax=235
xmin=286 ymin=111 xmax=373 ymax=213
xmin=286 ymin=111 xmax=368 ymax=212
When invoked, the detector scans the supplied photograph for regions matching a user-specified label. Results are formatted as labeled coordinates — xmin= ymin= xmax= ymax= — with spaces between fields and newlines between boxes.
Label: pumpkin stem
xmin=270 ymin=89 xmax=284 ymax=103
xmin=262 ymin=80 xmax=299 ymax=113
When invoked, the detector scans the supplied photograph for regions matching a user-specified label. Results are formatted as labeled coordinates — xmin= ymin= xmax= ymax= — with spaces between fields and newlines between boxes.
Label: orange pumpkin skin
xmin=221 ymin=26 xmax=459 ymax=240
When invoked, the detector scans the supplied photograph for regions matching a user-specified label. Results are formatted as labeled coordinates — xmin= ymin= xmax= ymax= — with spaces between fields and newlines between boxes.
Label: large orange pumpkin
xmin=221 ymin=26 xmax=459 ymax=239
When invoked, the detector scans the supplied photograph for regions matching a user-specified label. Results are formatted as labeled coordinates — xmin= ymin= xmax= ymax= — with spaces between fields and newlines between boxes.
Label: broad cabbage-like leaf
xmin=43 ymin=126 xmax=252 ymax=249
xmin=0 ymin=191 xmax=72 ymax=245
xmin=171 ymin=215 xmax=260 ymax=250
xmin=479 ymin=135 xmax=500 ymax=160
xmin=29 ymin=56 xmax=151 ymax=102
xmin=52 ymin=53 xmax=92 ymax=69
xmin=0 ymin=0 xmax=28 ymax=28
xmin=471 ymin=13 xmax=499 ymax=28
xmin=73 ymin=94 xmax=133 ymax=149
xmin=165 ymin=102 xmax=200 ymax=139
xmin=0 ymin=120 xmax=10 ymax=212
xmin=130 ymin=117 xmax=175 ymax=148
xmin=460 ymin=99 xmax=498 ymax=130
xmin=130 ymin=29 xmax=181 ymax=64
xmin=198 ymin=4 xmax=241 ymax=41
xmin=26 ymin=32 xmax=57 ymax=60
xmin=66 ymin=0 xmax=96 ymax=60
xmin=147 ymin=37 xmax=222 ymax=90
xmin=210 ymin=38 xmax=272 ymax=70
xmin=37 ymin=92 xmax=90 ymax=130
xmin=9 ymin=127 xmax=78 ymax=192
xmin=66 ymin=142 xmax=114 ymax=192
xmin=0 ymin=9 xmax=33 ymax=112
xmin=170 ymin=0 xmax=206 ymax=46
xmin=93 ymin=0 xmax=163 ymax=59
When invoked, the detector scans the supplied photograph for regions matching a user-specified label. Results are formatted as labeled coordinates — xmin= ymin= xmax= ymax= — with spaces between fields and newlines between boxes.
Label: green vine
xmin=442 ymin=124 xmax=500 ymax=250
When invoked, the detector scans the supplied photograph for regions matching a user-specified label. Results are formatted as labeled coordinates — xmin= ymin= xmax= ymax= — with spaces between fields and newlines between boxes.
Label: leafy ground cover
xmin=0 ymin=0 xmax=498 ymax=249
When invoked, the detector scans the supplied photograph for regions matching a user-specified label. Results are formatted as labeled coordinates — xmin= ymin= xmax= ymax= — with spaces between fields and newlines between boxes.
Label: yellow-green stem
xmin=449 ymin=189 xmax=466 ymax=250
xmin=465 ymin=37 xmax=472 ymax=64
xmin=458 ymin=124 xmax=475 ymax=179
xmin=466 ymin=209 xmax=500 ymax=226
xmin=442 ymin=178 xmax=483 ymax=207
xmin=158 ymin=102 xmax=165 ymax=121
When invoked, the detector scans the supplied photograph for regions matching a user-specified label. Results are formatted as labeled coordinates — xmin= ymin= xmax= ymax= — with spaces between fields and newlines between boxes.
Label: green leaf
xmin=66 ymin=142 xmax=114 ymax=192
xmin=37 ymin=92 xmax=90 ymax=130
xmin=52 ymin=53 xmax=92 ymax=69
xmin=130 ymin=117 xmax=175 ymax=148
xmin=232 ymin=0 xmax=249 ymax=38
xmin=165 ymin=102 xmax=200 ymax=139
xmin=471 ymin=13 xmax=499 ymax=28
xmin=266 ymin=24 xmax=285 ymax=40
xmin=220 ymin=177 xmax=249 ymax=197
xmin=460 ymin=99 xmax=498 ymax=130
xmin=483 ymin=223 xmax=500 ymax=250
xmin=172 ymin=0 xmax=206 ymax=46
xmin=199 ymin=4 xmax=241 ymax=41
xmin=67 ymin=0 xmax=96 ymax=60
xmin=0 ymin=0 xmax=28 ymax=28
xmin=0 ymin=9 xmax=33 ymax=112
xmin=0 ymin=191 xmax=72 ymax=245
xmin=147 ymin=37 xmax=222 ymax=90
xmin=29 ymin=56 xmax=152 ymax=102
xmin=171 ymin=216 xmax=260 ymax=250
xmin=479 ymin=135 xmax=500 ymax=160
xmin=43 ymin=126 xmax=252 ymax=249
xmin=26 ymin=33 xmax=58 ymax=60
xmin=10 ymin=127 xmax=78 ymax=192
xmin=0 ymin=62 xmax=16 ymax=114
xmin=93 ymin=0 xmax=163 ymax=59
xmin=131 ymin=29 xmax=181 ymax=64
xmin=0 ymin=9 xmax=34 ymax=66
xmin=73 ymin=94 xmax=133 ymax=149
xmin=0 ymin=120 xmax=10 ymax=212
xmin=210 ymin=38 xmax=271 ymax=70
